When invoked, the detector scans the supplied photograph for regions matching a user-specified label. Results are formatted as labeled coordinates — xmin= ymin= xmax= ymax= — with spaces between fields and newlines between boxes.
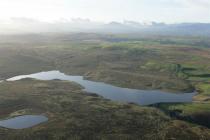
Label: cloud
xmin=158 ymin=0 xmax=210 ymax=8
xmin=179 ymin=0 xmax=210 ymax=8
xmin=10 ymin=17 xmax=43 ymax=24
xmin=0 ymin=0 xmax=209 ymax=24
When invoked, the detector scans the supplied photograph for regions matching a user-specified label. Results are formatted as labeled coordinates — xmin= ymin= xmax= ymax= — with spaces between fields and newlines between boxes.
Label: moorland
xmin=0 ymin=33 xmax=210 ymax=139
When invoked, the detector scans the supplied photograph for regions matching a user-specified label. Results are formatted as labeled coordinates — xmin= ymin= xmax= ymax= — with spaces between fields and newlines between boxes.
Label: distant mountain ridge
xmin=99 ymin=22 xmax=210 ymax=36
xmin=0 ymin=18 xmax=210 ymax=36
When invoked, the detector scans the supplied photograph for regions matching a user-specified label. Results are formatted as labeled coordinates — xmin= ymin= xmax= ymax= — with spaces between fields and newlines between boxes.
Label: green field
xmin=0 ymin=33 xmax=210 ymax=139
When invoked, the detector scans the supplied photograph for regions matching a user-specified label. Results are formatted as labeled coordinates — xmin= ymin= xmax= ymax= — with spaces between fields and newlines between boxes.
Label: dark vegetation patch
xmin=153 ymin=103 xmax=210 ymax=128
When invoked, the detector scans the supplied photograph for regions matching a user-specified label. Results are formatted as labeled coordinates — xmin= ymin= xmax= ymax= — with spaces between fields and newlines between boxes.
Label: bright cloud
xmin=0 ymin=0 xmax=209 ymax=23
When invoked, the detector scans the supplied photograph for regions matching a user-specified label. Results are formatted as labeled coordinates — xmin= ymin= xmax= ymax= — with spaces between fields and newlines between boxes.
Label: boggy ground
xmin=0 ymin=33 xmax=210 ymax=139
xmin=0 ymin=79 xmax=209 ymax=140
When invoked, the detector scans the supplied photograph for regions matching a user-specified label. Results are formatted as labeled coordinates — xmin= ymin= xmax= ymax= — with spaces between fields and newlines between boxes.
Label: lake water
xmin=7 ymin=71 xmax=196 ymax=105
xmin=0 ymin=115 xmax=48 ymax=129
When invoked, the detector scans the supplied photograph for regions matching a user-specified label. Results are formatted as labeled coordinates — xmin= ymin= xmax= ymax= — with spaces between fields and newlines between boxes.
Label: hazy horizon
xmin=0 ymin=0 xmax=210 ymax=35
xmin=0 ymin=0 xmax=210 ymax=23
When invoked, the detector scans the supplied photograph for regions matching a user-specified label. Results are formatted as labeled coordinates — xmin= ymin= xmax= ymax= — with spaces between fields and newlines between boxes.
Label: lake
xmin=7 ymin=71 xmax=196 ymax=105
xmin=0 ymin=115 xmax=48 ymax=129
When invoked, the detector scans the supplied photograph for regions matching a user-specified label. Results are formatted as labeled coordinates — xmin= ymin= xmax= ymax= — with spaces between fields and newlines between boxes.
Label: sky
xmin=0 ymin=0 xmax=209 ymax=23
